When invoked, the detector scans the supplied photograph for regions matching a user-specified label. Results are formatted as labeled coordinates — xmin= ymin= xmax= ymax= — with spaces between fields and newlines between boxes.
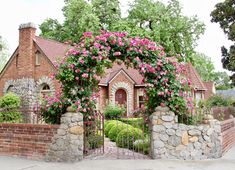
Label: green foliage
xmin=40 ymin=0 xmax=100 ymax=43
xmin=116 ymin=127 xmax=143 ymax=149
xmin=0 ymin=93 xmax=22 ymax=123
xmin=206 ymin=94 xmax=235 ymax=107
xmin=127 ymin=0 xmax=205 ymax=62
xmin=0 ymin=111 xmax=22 ymax=123
xmin=211 ymin=0 xmax=235 ymax=85
xmin=192 ymin=53 xmax=232 ymax=90
xmin=87 ymin=134 xmax=104 ymax=149
xmin=40 ymin=95 xmax=70 ymax=124
xmin=104 ymin=104 xmax=125 ymax=119
xmin=104 ymin=121 xmax=119 ymax=136
xmin=133 ymin=139 xmax=150 ymax=154
xmin=91 ymin=0 xmax=121 ymax=29
xmin=0 ymin=93 xmax=20 ymax=109
xmin=40 ymin=0 xmax=204 ymax=62
xmin=108 ymin=123 xmax=132 ymax=141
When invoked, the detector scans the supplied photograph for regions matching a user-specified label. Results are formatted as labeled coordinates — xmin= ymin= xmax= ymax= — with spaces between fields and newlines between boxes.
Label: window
xmin=195 ymin=92 xmax=202 ymax=106
xmin=40 ymin=84 xmax=51 ymax=97
xmin=139 ymin=96 xmax=144 ymax=108
xmin=6 ymin=85 xmax=14 ymax=93
xmin=35 ymin=51 xmax=41 ymax=65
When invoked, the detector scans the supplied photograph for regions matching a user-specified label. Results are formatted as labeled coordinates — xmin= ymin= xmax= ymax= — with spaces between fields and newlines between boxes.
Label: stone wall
xmin=46 ymin=111 xmax=84 ymax=162
xmin=3 ymin=78 xmax=37 ymax=122
xmin=0 ymin=123 xmax=59 ymax=159
xmin=151 ymin=107 xmax=222 ymax=160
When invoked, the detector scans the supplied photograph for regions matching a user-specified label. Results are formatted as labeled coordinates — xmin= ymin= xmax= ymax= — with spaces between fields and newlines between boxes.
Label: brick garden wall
xmin=221 ymin=118 xmax=235 ymax=153
xmin=0 ymin=123 xmax=59 ymax=159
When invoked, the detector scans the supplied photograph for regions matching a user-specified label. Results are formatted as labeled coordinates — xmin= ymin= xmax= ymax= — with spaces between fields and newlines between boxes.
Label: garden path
xmin=84 ymin=137 xmax=150 ymax=160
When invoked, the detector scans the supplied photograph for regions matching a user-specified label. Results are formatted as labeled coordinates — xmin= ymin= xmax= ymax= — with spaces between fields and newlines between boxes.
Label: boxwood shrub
xmin=108 ymin=123 xmax=132 ymax=141
xmin=0 ymin=93 xmax=22 ymax=123
xmin=116 ymin=127 xmax=144 ymax=149
xmin=104 ymin=120 xmax=123 ymax=136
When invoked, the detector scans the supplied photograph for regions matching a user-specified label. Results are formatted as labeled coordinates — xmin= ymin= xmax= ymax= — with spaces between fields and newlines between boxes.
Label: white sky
xmin=0 ymin=0 xmax=232 ymax=73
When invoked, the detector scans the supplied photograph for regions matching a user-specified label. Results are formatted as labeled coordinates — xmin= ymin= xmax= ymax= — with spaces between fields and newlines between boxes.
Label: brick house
xmin=0 ymin=23 xmax=213 ymax=120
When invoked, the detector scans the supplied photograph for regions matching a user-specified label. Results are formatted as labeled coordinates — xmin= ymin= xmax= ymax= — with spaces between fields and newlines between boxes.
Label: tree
xmin=127 ymin=0 xmax=205 ymax=62
xmin=40 ymin=0 xmax=100 ymax=43
xmin=211 ymin=0 xmax=235 ymax=85
xmin=40 ymin=0 xmax=205 ymax=62
xmin=0 ymin=36 xmax=9 ymax=72
xmin=213 ymin=71 xmax=232 ymax=90
xmin=192 ymin=53 xmax=216 ymax=81
xmin=192 ymin=52 xmax=232 ymax=90
xmin=91 ymin=0 xmax=121 ymax=30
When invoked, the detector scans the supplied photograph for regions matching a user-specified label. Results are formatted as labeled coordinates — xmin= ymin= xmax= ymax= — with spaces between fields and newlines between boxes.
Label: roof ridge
xmin=35 ymin=36 xmax=69 ymax=47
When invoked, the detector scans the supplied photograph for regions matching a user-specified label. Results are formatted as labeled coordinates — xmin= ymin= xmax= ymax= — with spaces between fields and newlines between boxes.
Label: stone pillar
xmin=46 ymin=110 xmax=83 ymax=162
xmin=151 ymin=106 xmax=222 ymax=160
xmin=150 ymin=106 xmax=175 ymax=159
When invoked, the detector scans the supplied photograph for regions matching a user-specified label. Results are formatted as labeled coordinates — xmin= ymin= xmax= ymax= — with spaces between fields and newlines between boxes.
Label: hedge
xmin=116 ymin=127 xmax=144 ymax=149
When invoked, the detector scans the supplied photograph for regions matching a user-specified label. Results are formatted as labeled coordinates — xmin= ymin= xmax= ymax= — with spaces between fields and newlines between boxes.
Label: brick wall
xmin=221 ymin=118 xmax=235 ymax=153
xmin=0 ymin=123 xmax=59 ymax=159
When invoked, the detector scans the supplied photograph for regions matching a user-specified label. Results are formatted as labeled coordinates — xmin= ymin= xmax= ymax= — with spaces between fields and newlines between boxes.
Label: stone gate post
xmin=46 ymin=108 xmax=84 ymax=162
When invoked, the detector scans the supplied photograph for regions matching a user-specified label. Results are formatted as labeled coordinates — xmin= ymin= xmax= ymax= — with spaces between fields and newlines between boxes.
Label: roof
xmin=99 ymin=63 xmax=144 ymax=85
xmin=185 ymin=63 xmax=206 ymax=91
xmin=34 ymin=36 xmax=69 ymax=64
xmin=203 ymin=81 xmax=215 ymax=99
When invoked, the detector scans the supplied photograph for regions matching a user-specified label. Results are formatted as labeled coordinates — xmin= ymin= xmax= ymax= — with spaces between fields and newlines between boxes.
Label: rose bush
xmin=44 ymin=31 xmax=193 ymax=122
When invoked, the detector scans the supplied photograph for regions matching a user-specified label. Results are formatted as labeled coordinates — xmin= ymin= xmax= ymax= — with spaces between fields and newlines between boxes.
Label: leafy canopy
xmin=192 ymin=52 xmax=232 ymax=90
xmin=211 ymin=0 xmax=235 ymax=85
xmin=39 ymin=0 xmax=205 ymax=62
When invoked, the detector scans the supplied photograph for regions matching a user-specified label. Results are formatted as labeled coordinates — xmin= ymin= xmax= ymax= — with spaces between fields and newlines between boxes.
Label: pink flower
xmin=83 ymin=32 xmax=92 ymax=37
xmin=82 ymin=73 xmax=89 ymax=78
xmin=75 ymin=77 xmax=79 ymax=80
xmin=160 ymin=103 xmax=165 ymax=107
xmin=113 ymin=51 xmax=121 ymax=56
xmin=79 ymin=58 xmax=85 ymax=64
xmin=75 ymin=69 xmax=80 ymax=73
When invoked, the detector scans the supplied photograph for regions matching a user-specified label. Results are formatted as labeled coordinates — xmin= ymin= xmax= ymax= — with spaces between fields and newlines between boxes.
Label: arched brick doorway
xmin=115 ymin=89 xmax=127 ymax=105
xmin=115 ymin=89 xmax=127 ymax=115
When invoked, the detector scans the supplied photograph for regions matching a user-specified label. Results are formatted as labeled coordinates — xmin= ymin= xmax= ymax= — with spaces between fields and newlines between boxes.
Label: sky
xmin=0 ymin=0 xmax=232 ymax=73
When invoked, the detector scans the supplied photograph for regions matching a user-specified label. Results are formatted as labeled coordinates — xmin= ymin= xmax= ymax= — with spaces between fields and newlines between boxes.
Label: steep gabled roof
xmin=185 ymin=63 xmax=206 ymax=90
xmin=99 ymin=63 xmax=144 ymax=85
xmin=34 ymin=36 xmax=70 ymax=64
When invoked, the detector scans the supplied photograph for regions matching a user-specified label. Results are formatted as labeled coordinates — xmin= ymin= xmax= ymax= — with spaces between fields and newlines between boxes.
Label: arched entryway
xmin=115 ymin=89 xmax=127 ymax=115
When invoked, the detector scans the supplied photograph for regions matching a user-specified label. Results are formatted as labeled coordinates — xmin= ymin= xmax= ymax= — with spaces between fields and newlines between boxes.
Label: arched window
xmin=6 ymin=85 xmax=14 ymax=93
xmin=40 ymin=83 xmax=51 ymax=97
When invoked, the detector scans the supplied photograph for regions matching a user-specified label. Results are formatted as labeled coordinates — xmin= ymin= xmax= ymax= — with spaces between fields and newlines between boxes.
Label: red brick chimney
xmin=18 ymin=22 xmax=36 ymax=78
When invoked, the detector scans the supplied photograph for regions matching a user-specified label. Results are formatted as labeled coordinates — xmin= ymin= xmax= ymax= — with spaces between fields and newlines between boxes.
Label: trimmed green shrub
xmin=0 ymin=111 xmax=22 ymax=123
xmin=119 ymin=118 xmax=144 ymax=128
xmin=108 ymin=123 xmax=132 ymax=141
xmin=104 ymin=120 xmax=123 ymax=136
xmin=0 ymin=92 xmax=20 ymax=109
xmin=116 ymin=127 xmax=144 ymax=149
xmin=104 ymin=104 xmax=125 ymax=119
xmin=0 ymin=93 xmax=22 ymax=123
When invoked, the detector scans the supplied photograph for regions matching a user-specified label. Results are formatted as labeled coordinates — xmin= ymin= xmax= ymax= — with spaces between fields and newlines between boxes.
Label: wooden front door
xmin=115 ymin=89 xmax=127 ymax=115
